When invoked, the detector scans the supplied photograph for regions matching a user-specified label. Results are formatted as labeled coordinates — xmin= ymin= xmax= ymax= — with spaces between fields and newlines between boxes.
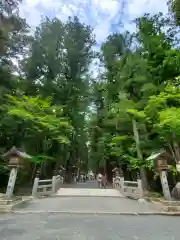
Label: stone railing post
xmin=137 ymin=172 xmax=143 ymax=198
xmin=120 ymin=171 xmax=124 ymax=194
xmin=32 ymin=169 xmax=40 ymax=197
xmin=52 ymin=169 xmax=57 ymax=193
xmin=52 ymin=176 xmax=56 ymax=193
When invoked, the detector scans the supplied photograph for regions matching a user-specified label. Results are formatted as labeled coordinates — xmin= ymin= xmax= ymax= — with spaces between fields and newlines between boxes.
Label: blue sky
xmin=19 ymin=0 xmax=168 ymax=45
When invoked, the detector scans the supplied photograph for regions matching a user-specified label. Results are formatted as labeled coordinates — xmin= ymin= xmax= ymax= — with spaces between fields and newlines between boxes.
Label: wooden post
xmin=6 ymin=167 xmax=18 ymax=199
xmin=160 ymin=171 xmax=171 ymax=200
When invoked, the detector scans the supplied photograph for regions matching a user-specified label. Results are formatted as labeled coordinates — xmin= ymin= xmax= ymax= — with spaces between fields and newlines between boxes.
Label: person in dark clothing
xmin=102 ymin=173 xmax=107 ymax=189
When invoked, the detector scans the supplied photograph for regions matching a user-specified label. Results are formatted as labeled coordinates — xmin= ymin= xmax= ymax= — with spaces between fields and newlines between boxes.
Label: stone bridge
xmin=15 ymin=180 xmax=158 ymax=214
xmin=4 ymin=180 xmax=176 ymax=240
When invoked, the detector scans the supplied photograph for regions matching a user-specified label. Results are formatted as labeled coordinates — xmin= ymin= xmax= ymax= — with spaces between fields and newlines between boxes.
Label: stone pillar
xmin=52 ymin=176 xmax=56 ymax=193
xmin=160 ymin=171 xmax=171 ymax=200
xmin=112 ymin=171 xmax=115 ymax=187
xmin=6 ymin=167 xmax=18 ymax=199
xmin=112 ymin=171 xmax=115 ymax=186
xmin=52 ymin=169 xmax=57 ymax=193
xmin=137 ymin=171 xmax=143 ymax=198
xmin=32 ymin=169 xmax=40 ymax=197
xmin=120 ymin=171 xmax=124 ymax=194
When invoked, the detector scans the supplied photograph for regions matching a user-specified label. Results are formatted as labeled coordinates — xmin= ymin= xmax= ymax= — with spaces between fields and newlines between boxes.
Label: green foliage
xmin=5 ymin=94 xmax=72 ymax=144
xmin=168 ymin=165 xmax=178 ymax=176
xmin=169 ymin=0 xmax=180 ymax=25
xmin=126 ymin=109 xmax=146 ymax=119
xmin=1 ymin=0 xmax=180 ymax=190
xmin=89 ymin=10 xmax=180 ymax=183
xmin=127 ymin=157 xmax=152 ymax=170
xmin=145 ymin=81 xmax=180 ymax=141
xmin=30 ymin=155 xmax=55 ymax=164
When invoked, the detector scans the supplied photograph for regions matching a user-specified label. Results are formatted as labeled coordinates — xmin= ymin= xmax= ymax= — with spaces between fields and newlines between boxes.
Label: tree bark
xmin=172 ymin=133 xmax=180 ymax=163
xmin=132 ymin=118 xmax=148 ymax=190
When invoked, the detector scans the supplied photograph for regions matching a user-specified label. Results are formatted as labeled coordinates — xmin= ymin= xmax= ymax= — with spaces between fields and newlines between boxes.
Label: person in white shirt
xmin=97 ymin=173 xmax=102 ymax=188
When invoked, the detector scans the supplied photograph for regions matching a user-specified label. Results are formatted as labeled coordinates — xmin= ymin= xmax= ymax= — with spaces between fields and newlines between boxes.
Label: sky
xmin=19 ymin=0 xmax=169 ymax=45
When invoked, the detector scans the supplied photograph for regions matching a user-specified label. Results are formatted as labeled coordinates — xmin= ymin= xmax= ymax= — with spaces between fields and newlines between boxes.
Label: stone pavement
xmin=1 ymin=213 xmax=179 ymax=239
xmin=14 ymin=196 xmax=159 ymax=214
xmin=2 ymin=180 xmax=178 ymax=239
xmin=13 ymin=180 xmax=159 ymax=214
xmin=55 ymin=180 xmax=122 ymax=197
xmin=55 ymin=188 xmax=123 ymax=197
xmin=62 ymin=180 xmax=112 ymax=189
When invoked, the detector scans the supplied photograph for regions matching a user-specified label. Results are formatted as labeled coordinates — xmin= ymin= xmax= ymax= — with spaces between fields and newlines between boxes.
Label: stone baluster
xmin=136 ymin=171 xmax=140 ymax=180
xmin=52 ymin=168 xmax=57 ymax=193
xmin=120 ymin=170 xmax=124 ymax=194
xmin=112 ymin=170 xmax=116 ymax=186
xmin=32 ymin=168 xmax=40 ymax=197
xmin=137 ymin=171 xmax=143 ymax=198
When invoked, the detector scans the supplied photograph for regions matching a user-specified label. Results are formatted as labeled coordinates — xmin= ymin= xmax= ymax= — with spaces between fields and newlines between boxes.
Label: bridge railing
xmin=113 ymin=175 xmax=143 ymax=199
xmin=32 ymin=175 xmax=64 ymax=197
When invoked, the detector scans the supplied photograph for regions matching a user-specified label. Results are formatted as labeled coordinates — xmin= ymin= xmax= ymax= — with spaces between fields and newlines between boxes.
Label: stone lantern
xmin=4 ymin=146 xmax=32 ymax=168
xmin=147 ymin=151 xmax=172 ymax=200
xmin=3 ymin=146 xmax=32 ymax=199
xmin=112 ymin=167 xmax=120 ymax=182
xmin=112 ymin=167 xmax=120 ymax=177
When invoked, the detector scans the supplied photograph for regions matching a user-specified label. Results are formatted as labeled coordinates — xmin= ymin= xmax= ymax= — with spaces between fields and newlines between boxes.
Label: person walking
xmin=97 ymin=172 xmax=102 ymax=188
xmin=102 ymin=173 xmax=107 ymax=189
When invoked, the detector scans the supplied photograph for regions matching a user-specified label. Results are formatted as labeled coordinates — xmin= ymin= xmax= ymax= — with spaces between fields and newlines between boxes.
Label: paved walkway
xmin=1 ymin=213 xmax=179 ymax=239
xmin=4 ymin=181 xmax=175 ymax=239
xmin=55 ymin=188 xmax=123 ymax=197
xmin=62 ymin=180 xmax=113 ymax=189
xmin=14 ymin=180 xmax=159 ymax=214
xmin=15 ymin=196 xmax=159 ymax=214
xmin=55 ymin=180 xmax=119 ymax=197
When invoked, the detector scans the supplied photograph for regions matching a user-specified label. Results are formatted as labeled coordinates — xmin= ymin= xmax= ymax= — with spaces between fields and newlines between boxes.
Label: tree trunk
xmin=168 ymin=143 xmax=176 ymax=162
xmin=172 ymin=133 xmax=180 ymax=163
xmin=31 ymin=164 xmax=37 ymax=183
xmin=65 ymin=152 xmax=72 ymax=183
xmin=132 ymin=118 xmax=148 ymax=190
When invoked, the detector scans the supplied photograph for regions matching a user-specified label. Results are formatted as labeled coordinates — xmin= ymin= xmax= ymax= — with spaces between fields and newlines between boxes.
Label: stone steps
xmin=159 ymin=200 xmax=180 ymax=212
xmin=146 ymin=199 xmax=180 ymax=212
xmin=0 ymin=196 xmax=31 ymax=212
xmin=0 ymin=198 xmax=20 ymax=205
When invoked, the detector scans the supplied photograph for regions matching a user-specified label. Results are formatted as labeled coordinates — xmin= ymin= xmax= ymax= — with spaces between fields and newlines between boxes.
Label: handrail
xmin=38 ymin=179 xmax=52 ymax=183
xmin=32 ymin=174 xmax=64 ymax=197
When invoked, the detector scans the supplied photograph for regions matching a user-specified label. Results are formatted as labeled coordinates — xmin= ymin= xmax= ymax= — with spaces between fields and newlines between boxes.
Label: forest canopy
xmin=0 ymin=0 xmax=180 ymax=190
